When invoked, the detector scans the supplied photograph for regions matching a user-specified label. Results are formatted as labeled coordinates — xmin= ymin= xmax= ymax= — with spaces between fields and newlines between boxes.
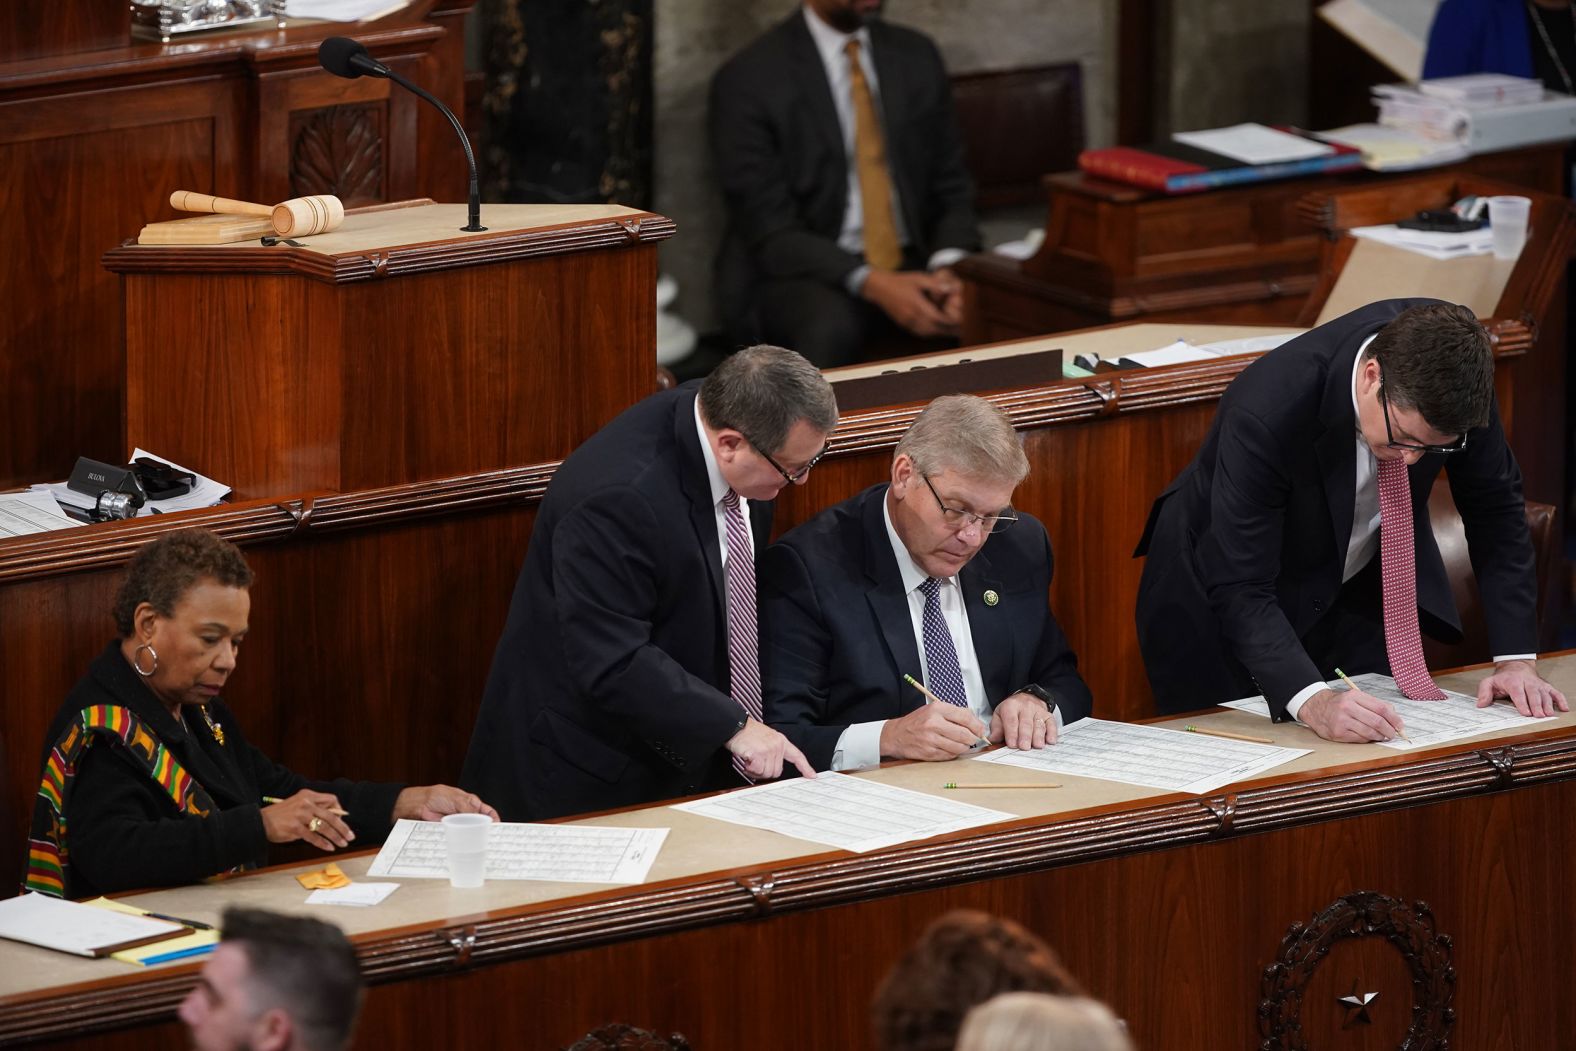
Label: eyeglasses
xmin=922 ymin=474 xmax=1018 ymax=533
xmin=1378 ymin=373 xmax=1468 ymax=454
xmin=750 ymin=439 xmax=830 ymax=484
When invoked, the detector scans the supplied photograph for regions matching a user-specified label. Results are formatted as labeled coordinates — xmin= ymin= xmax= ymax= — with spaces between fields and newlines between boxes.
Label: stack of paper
xmin=1372 ymin=78 xmax=1576 ymax=153
xmin=369 ymin=819 xmax=668 ymax=884
xmin=1350 ymin=222 xmax=1496 ymax=260
xmin=1223 ymin=672 xmax=1557 ymax=750
xmin=0 ymin=491 xmax=82 ymax=538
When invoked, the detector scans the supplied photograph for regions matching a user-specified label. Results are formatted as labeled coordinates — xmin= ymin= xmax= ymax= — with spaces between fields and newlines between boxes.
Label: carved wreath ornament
xmin=1258 ymin=891 xmax=1455 ymax=1050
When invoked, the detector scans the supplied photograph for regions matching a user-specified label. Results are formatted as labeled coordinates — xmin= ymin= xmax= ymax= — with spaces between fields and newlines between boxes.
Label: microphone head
xmin=319 ymin=36 xmax=372 ymax=79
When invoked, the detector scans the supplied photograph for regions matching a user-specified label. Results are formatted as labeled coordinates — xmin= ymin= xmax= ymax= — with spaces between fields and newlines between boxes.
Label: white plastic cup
xmin=1487 ymin=195 xmax=1531 ymax=260
xmin=442 ymin=813 xmax=490 ymax=888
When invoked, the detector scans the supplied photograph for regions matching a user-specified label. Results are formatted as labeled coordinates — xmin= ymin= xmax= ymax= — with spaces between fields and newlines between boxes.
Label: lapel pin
xmin=983 ymin=589 xmax=999 ymax=607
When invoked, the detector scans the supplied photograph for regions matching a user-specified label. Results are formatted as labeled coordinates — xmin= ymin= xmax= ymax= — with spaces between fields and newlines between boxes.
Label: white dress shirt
xmin=1284 ymin=339 xmax=1531 ymax=721
xmin=799 ymin=6 xmax=964 ymax=294
xmin=694 ymin=399 xmax=751 ymax=568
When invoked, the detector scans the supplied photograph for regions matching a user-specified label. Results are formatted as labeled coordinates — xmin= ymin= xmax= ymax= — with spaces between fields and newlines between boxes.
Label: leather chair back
xmin=1423 ymin=478 xmax=1559 ymax=669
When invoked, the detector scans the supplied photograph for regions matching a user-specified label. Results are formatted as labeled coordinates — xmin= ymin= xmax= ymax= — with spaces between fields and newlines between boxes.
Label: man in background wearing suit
xmin=761 ymin=395 xmax=1091 ymax=771
xmin=1135 ymin=299 xmax=1567 ymax=743
xmin=462 ymin=346 xmax=837 ymax=820
xmin=709 ymin=0 xmax=980 ymax=367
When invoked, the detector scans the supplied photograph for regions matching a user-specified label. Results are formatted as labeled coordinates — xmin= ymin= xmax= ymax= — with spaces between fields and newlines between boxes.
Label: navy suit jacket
xmin=760 ymin=484 xmax=1092 ymax=771
xmin=708 ymin=13 xmax=980 ymax=334
xmin=461 ymin=387 xmax=770 ymax=820
xmin=1134 ymin=299 xmax=1537 ymax=718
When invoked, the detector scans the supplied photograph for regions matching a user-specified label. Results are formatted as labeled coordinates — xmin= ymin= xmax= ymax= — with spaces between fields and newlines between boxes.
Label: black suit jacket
xmin=461 ymin=387 xmax=771 ymax=820
xmin=47 ymin=641 xmax=402 ymax=899
xmin=1134 ymin=298 xmax=1537 ymax=718
xmin=760 ymin=484 xmax=1092 ymax=770
xmin=708 ymin=13 xmax=980 ymax=334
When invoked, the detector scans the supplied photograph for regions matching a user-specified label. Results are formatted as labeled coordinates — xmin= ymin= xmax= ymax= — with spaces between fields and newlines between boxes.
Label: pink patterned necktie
xmin=721 ymin=490 xmax=763 ymax=779
xmin=1377 ymin=458 xmax=1446 ymax=700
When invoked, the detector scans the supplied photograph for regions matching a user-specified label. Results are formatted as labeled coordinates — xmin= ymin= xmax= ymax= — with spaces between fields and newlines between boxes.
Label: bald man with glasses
xmin=1135 ymin=299 xmax=1567 ymax=743
xmin=760 ymin=395 xmax=1092 ymax=772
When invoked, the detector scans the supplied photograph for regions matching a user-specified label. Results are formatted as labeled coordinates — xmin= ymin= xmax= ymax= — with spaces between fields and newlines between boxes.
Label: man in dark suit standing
xmin=709 ymin=0 xmax=980 ymax=367
xmin=1135 ymin=299 xmax=1567 ymax=742
xmin=761 ymin=395 xmax=1091 ymax=771
xmin=461 ymin=346 xmax=837 ymax=820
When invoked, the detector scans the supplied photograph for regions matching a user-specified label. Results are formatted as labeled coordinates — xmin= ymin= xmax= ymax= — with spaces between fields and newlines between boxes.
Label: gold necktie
xmin=845 ymin=38 xmax=903 ymax=271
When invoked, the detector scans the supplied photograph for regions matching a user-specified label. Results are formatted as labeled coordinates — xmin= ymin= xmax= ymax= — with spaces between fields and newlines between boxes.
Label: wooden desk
xmin=954 ymin=144 xmax=1567 ymax=348
xmin=0 ymin=322 xmax=1540 ymax=886
xmin=4 ymin=659 xmax=1574 ymax=1050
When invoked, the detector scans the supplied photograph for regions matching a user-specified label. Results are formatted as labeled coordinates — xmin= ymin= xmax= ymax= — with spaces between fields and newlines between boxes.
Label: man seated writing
xmin=762 ymin=395 xmax=1092 ymax=771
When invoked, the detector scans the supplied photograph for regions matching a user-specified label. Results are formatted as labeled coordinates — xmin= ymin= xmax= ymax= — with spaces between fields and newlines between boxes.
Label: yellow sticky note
xmin=295 ymin=862 xmax=351 ymax=890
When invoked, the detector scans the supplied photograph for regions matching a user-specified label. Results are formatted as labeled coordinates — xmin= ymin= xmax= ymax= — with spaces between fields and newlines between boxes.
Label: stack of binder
xmin=1374 ymin=74 xmax=1576 ymax=153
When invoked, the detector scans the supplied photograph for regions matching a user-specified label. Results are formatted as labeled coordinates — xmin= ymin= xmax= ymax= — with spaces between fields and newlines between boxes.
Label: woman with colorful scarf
xmin=26 ymin=528 xmax=496 ymax=898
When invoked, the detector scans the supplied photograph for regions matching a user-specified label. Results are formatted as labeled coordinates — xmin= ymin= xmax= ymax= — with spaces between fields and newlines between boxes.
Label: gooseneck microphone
xmin=318 ymin=36 xmax=485 ymax=232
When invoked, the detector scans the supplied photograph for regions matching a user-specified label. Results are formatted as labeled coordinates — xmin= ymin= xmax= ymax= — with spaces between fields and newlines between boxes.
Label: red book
xmin=1078 ymin=128 xmax=1364 ymax=195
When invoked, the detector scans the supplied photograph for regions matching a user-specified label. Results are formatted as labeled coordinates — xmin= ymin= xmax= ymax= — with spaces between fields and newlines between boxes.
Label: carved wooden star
xmin=1338 ymin=983 xmax=1379 ymax=1027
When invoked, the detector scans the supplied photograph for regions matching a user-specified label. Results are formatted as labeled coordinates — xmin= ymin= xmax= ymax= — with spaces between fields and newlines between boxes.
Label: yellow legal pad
xmin=84 ymin=898 xmax=219 ymax=967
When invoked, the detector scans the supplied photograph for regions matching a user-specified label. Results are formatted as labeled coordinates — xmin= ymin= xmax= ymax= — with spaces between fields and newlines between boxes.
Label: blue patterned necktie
xmin=918 ymin=577 xmax=969 ymax=706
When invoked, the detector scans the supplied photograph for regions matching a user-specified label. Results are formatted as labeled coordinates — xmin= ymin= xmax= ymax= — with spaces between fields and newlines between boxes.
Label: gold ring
xmin=308 ymin=817 xmax=323 ymax=833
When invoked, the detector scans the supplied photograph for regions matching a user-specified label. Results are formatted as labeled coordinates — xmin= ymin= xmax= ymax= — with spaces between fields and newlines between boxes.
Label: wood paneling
xmin=109 ymin=216 xmax=666 ymax=497
xmin=0 ymin=5 xmax=472 ymax=490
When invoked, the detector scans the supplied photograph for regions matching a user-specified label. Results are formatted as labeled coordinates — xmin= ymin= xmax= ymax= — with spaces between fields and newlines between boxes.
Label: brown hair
xmin=112 ymin=529 xmax=253 ymax=636
xmin=871 ymin=910 xmax=1084 ymax=1051
xmin=1364 ymin=302 xmax=1494 ymax=437
xmin=222 ymin=907 xmax=363 ymax=1051
xmin=698 ymin=343 xmax=838 ymax=454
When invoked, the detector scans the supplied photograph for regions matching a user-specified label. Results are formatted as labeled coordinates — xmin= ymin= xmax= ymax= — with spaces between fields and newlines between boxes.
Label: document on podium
xmin=368 ymin=819 xmax=668 ymax=884
xmin=670 ymin=772 xmax=1012 ymax=854
xmin=972 ymin=718 xmax=1310 ymax=795
xmin=1221 ymin=672 xmax=1557 ymax=750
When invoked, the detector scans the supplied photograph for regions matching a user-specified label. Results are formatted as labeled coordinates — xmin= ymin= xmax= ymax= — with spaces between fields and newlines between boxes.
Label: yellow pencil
xmin=943 ymin=781 xmax=1061 ymax=790
xmin=1183 ymin=724 xmax=1274 ymax=745
xmin=1333 ymin=668 xmax=1410 ymax=743
xmin=903 ymin=674 xmax=991 ymax=747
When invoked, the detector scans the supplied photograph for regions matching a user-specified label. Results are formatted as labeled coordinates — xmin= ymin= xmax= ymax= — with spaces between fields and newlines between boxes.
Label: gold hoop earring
xmin=132 ymin=643 xmax=159 ymax=678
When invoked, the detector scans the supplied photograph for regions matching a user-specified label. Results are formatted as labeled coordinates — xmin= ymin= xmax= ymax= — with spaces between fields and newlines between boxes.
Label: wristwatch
xmin=1014 ymin=683 xmax=1056 ymax=713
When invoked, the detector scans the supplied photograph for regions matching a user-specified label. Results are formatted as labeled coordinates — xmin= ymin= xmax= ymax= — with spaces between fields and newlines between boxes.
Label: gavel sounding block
xmin=137 ymin=214 xmax=277 ymax=245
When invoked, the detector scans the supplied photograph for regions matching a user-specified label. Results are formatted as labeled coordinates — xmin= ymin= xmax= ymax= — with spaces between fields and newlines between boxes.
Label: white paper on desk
xmin=1350 ymin=224 xmax=1495 ymax=260
xmin=306 ymin=882 xmax=399 ymax=907
xmin=670 ymin=772 xmax=1012 ymax=853
xmin=1221 ymin=672 xmax=1556 ymax=750
xmin=1173 ymin=123 xmax=1334 ymax=165
xmin=1115 ymin=340 xmax=1226 ymax=369
xmin=0 ymin=491 xmax=82 ymax=537
xmin=367 ymin=820 xmax=667 ymax=884
xmin=288 ymin=0 xmax=409 ymax=20
xmin=973 ymin=718 xmax=1310 ymax=795
xmin=0 ymin=892 xmax=184 ymax=957
xmin=130 ymin=449 xmax=232 ymax=514
xmin=1194 ymin=332 xmax=1302 ymax=357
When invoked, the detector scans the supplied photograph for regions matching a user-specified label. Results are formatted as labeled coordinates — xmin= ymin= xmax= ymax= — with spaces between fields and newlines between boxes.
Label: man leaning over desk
xmin=462 ymin=345 xmax=838 ymax=820
xmin=1134 ymin=299 xmax=1568 ymax=742
xmin=761 ymin=395 xmax=1092 ymax=771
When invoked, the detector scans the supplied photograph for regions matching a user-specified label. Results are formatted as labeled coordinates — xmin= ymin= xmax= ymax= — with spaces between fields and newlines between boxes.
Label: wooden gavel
xmin=169 ymin=191 xmax=346 ymax=237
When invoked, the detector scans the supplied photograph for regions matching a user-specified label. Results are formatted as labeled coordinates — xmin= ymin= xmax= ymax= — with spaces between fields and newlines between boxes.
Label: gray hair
xmin=894 ymin=395 xmax=1028 ymax=485
xmin=221 ymin=908 xmax=363 ymax=1051
xmin=956 ymin=994 xmax=1133 ymax=1051
xmin=699 ymin=344 xmax=838 ymax=454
